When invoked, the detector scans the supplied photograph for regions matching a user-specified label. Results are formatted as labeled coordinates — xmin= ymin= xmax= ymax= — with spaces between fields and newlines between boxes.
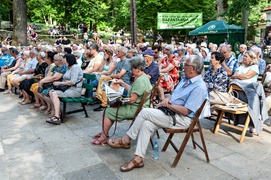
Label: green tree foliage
xmin=0 ymin=0 xmax=12 ymax=21
xmin=224 ymin=0 xmax=269 ymax=40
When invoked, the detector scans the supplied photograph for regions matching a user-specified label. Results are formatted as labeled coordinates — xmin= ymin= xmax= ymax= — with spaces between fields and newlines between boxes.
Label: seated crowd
xmin=0 ymin=36 xmax=270 ymax=172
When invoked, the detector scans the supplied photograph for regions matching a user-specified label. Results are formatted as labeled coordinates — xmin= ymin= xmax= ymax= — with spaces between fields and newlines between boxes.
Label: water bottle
xmin=153 ymin=141 xmax=159 ymax=159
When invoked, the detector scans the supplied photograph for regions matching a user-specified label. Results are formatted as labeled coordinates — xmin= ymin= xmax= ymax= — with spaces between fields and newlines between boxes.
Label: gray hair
xmin=192 ymin=48 xmax=200 ymax=56
xmin=240 ymin=44 xmax=247 ymax=49
xmin=130 ymin=56 xmax=146 ymax=71
xmin=38 ymin=52 xmax=46 ymax=59
xmin=30 ymin=49 xmax=38 ymax=56
xmin=250 ymin=46 xmax=261 ymax=58
xmin=212 ymin=44 xmax=218 ymax=49
xmin=187 ymin=55 xmax=204 ymax=75
xmin=165 ymin=44 xmax=175 ymax=53
xmin=22 ymin=50 xmax=30 ymax=57
xmin=118 ymin=46 xmax=128 ymax=56
xmin=220 ymin=44 xmax=231 ymax=52
xmin=54 ymin=54 xmax=63 ymax=62
xmin=128 ymin=49 xmax=137 ymax=56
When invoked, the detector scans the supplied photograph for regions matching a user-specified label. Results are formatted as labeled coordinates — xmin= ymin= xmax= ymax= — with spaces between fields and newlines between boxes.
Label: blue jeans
xmin=84 ymin=78 xmax=98 ymax=97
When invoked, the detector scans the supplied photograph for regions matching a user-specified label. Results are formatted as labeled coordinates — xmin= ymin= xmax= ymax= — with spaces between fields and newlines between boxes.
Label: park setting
xmin=0 ymin=0 xmax=271 ymax=179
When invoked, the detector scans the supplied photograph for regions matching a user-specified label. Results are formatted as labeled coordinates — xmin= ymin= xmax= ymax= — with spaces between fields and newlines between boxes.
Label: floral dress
xmin=204 ymin=66 xmax=228 ymax=93
xmin=159 ymin=55 xmax=179 ymax=92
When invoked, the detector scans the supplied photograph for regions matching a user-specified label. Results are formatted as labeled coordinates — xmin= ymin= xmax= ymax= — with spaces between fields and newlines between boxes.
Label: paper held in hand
xmin=101 ymin=80 xmax=128 ymax=102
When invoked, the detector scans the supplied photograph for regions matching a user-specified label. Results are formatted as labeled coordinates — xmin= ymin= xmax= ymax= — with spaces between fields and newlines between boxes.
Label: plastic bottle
xmin=153 ymin=141 xmax=159 ymax=159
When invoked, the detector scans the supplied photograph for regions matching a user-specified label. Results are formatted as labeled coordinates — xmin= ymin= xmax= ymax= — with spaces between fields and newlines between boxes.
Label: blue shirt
xmin=0 ymin=54 xmax=14 ymax=67
xmin=144 ymin=62 xmax=159 ymax=85
xmin=171 ymin=75 xmax=208 ymax=118
xmin=226 ymin=55 xmax=238 ymax=73
xmin=258 ymin=59 xmax=266 ymax=75
xmin=24 ymin=57 xmax=38 ymax=75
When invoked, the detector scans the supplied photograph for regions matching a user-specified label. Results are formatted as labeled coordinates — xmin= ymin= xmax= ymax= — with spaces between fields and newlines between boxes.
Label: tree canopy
xmin=0 ymin=0 xmax=269 ymax=42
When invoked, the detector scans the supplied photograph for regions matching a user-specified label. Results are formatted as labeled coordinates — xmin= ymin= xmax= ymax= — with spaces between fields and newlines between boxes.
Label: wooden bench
xmin=59 ymin=73 xmax=96 ymax=122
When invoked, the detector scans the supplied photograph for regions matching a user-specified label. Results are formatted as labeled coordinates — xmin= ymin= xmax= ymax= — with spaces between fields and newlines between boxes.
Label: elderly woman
xmin=3 ymin=51 xmax=30 ymax=94
xmin=158 ymin=44 xmax=179 ymax=100
xmin=231 ymin=51 xmax=259 ymax=83
xmin=30 ymin=51 xmax=56 ymax=110
xmin=38 ymin=54 xmax=68 ymax=115
xmin=92 ymin=57 xmax=152 ymax=145
xmin=19 ymin=52 xmax=48 ymax=105
xmin=46 ymin=54 xmax=83 ymax=125
xmin=204 ymin=52 xmax=228 ymax=93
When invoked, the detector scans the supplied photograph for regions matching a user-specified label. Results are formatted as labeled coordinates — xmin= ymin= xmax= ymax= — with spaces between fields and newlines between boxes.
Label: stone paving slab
xmin=0 ymin=92 xmax=271 ymax=179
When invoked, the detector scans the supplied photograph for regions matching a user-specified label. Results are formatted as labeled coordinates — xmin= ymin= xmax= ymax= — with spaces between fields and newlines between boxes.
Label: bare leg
xmin=49 ymin=91 xmax=61 ymax=118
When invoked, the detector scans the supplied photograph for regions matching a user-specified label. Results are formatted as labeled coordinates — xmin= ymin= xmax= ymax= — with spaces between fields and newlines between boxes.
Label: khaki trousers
xmin=126 ymin=108 xmax=191 ymax=158
xmin=0 ymin=71 xmax=11 ymax=89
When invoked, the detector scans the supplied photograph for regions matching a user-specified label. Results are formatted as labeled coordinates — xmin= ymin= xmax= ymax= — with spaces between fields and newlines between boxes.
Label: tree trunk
xmin=242 ymin=9 xmax=249 ymax=42
xmin=13 ymin=0 xmax=27 ymax=46
xmin=130 ymin=0 xmax=137 ymax=44
xmin=216 ymin=0 xmax=228 ymax=20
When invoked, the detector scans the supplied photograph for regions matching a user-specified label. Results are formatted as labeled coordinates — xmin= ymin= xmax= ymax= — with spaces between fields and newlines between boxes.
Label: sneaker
xmin=93 ymin=105 xmax=106 ymax=111
xmin=88 ymin=98 xmax=101 ymax=105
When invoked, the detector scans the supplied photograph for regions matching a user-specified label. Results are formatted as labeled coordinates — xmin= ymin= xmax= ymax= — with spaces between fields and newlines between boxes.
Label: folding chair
xmin=212 ymin=84 xmax=250 ymax=143
xmin=161 ymin=99 xmax=209 ymax=168
xmin=128 ymin=91 xmax=150 ymax=127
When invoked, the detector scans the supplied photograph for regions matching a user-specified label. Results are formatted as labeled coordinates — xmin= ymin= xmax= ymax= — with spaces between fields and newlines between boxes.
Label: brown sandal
xmin=107 ymin=138 xmax=130 ymax=149
xmin=120 ymin=159 xmax=144 ymax=172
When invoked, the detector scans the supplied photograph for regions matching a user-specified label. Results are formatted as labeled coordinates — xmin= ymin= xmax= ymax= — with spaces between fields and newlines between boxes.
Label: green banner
xmin=157 ymin=13 xmax=202 ymax=30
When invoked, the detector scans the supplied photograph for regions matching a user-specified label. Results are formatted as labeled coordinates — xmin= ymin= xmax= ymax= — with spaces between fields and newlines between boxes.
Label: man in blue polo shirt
xmin=142 ymin=49 xmax=159 ymax=85
xmin=107 ymin=55 xmax=208 ymax=172
xmin=0 ymin=47 xmax=14 ymax=68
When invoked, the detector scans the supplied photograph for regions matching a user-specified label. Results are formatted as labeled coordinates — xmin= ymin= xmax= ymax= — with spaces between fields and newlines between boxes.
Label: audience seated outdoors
xmin=46 ymin=54 xmax=83 ymax=125
xmin=106 ymin=55 xmax=207 ymax=172
xmin=158 ymin=44 xmax=179 ymax=100
xmin=19 ymin=51 xmax=48 ymax=104
xmin=0 ymin=48 xmax=23 ymax=92
xmin=204 ymin=52 xmax=228 ymax=93
xmin=38 ymin=54 xmax=68 ymax=115
xmin=1 ymin=34 xmax=271 ymax=172
xmin=3 ymin=50 xmax=38 ymax=94
xmin=92 ymin=56 xmax=152 ymax=145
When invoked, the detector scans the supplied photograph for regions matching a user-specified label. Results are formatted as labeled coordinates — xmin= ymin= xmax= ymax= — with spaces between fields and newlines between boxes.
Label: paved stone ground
xmin=0 ymin=92 xmax=271 ymax=180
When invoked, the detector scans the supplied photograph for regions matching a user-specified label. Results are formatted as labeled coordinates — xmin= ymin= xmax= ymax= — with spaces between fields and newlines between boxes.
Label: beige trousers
xmin=0 ymin=71 xmax=11 ymax=89
xmin=126 ymin=108 xmax=191 ymax=158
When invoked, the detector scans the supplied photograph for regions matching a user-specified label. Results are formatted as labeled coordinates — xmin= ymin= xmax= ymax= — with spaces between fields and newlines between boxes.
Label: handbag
xmin=53 ymin=84 xmax=71 ymax=92
xmin=209 ymin=90 xmax=242 ymax=105
xmin=157 ymin=107 xmax=177 ymax=126
xmin=53 ymin=79 xmax=83 ymax=92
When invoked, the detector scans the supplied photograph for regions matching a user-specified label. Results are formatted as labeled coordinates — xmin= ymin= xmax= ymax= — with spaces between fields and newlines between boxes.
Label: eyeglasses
xmin=154 ymin=51 xmax=158 ymax=54
xmin=164 ymin=48 xmax=169 ymax=51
